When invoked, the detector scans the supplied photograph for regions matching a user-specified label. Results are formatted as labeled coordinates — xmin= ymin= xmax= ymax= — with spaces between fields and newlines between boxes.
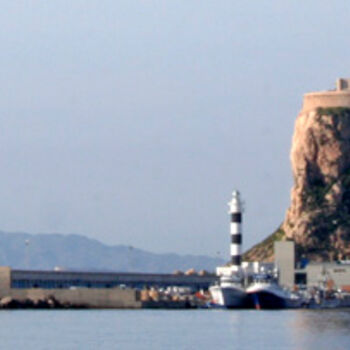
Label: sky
xmin=0 ymin=1 xmax=350 ymax=259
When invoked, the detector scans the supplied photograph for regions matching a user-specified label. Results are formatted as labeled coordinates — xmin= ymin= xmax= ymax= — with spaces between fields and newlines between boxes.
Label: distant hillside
xmin=0 ymin=231 xmax=224 ymax=273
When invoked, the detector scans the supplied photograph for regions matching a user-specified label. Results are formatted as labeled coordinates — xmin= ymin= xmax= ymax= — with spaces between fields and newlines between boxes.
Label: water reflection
xmin=290 ymin=310 xmax=350 ymax=350
xmin=223 ymin=310 xmax=350 ymax=350
xmin=294 ymin=310 xmax=350 ymax=331
xmin=0 ymin=310 xmax=350 ymax=350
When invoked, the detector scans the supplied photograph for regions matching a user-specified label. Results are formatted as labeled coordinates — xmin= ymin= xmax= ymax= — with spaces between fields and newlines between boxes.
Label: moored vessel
xmin=246 ymin=273 xmax=304 ymax=309
xmin=209 ymin=275 xmax=249 ymax=308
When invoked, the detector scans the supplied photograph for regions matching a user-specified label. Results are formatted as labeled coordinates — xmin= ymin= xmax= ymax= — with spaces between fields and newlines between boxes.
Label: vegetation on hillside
xmin=243 ymin=226 xmax=286 ymax=262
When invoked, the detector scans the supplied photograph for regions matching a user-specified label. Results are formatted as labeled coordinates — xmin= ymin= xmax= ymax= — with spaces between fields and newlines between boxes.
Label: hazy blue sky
xmin=0 ymin=1 xmax=349 ymax=258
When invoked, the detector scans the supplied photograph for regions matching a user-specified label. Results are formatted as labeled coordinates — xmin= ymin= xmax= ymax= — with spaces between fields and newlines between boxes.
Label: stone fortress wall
xmin=302 ymin=78 xmax=350 ymax=112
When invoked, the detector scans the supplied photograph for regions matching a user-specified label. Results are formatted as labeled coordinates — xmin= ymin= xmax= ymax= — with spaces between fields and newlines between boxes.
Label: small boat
xmin=307 ymin=296 xmax=341 ymax=309
xmin=246 ymin=274 xmax=304 ymax=309
xmin=307 ymin=289 xmax=350 ymax=309
xmin=306 ymin=268 xmax=350 ymax=309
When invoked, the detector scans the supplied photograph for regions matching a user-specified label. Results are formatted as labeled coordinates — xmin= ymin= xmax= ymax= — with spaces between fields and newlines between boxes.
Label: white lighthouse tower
xmin=229 ymin=190 xmax=243 ymax=274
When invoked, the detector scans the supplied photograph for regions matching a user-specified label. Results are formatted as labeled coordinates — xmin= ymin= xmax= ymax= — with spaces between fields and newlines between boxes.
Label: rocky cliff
xmin=244 ymin=105 xmax=350 ymax=262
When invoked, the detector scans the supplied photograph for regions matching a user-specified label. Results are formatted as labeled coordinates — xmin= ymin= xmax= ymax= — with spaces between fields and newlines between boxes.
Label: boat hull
xmin=307 ymin=298 xmax=341 ymax=309
xmin=209 ymin=285 xmax=250 ymax=308
xmin=248 ymin=291 xmax=303 ymax=309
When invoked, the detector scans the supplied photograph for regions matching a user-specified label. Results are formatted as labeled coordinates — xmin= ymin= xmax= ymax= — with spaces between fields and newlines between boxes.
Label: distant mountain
xmin=0 ymin=231 xmax=224 ymax=273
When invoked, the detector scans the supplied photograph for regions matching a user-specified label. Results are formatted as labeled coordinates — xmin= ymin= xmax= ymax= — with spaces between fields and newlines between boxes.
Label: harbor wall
xmin=8 ymin=288 xmax=142 ymax=309
xmin=0 ymin=268 xmax=142 ymax=308
xmin=0 ymin=266 xmax=214 ymax=308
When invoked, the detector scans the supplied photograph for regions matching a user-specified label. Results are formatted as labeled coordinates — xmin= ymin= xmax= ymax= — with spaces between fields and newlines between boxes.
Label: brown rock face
xmin=283 ymin=107 xmax=350 ymax=261
xmin=244 ymin=107 xmax=350 ymax=262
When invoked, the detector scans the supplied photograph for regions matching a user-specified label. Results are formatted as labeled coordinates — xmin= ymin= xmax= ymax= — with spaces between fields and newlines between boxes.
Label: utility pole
xmin=25 ymin=239 xmax=30 ymax=270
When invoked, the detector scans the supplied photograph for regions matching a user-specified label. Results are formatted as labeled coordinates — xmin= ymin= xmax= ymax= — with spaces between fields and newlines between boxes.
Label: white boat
xmin=209 ymin=274 xmax=249 ymax=308
xmin=246 ymin=274 xmax=304 ymax=309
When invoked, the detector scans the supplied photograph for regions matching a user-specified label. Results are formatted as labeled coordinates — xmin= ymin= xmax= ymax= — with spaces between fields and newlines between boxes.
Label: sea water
xmin=0 ymin=309 xmax=349 ymax=350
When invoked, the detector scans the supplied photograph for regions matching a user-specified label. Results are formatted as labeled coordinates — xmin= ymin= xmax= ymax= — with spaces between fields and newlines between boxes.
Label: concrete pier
xmin=0 ymin=267 xmax=217 ymax=309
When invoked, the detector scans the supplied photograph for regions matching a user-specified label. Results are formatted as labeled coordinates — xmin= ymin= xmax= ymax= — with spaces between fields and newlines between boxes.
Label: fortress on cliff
xmin=302 ymin=78 xmax=350 ymax=112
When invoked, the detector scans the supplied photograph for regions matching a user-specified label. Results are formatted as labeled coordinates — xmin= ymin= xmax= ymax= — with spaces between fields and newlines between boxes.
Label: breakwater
xmin=0 ymin=266 xmax=215 ymax=309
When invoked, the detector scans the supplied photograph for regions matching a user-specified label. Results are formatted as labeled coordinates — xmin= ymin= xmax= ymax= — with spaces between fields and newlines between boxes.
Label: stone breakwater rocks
xmin=0 ymin=296 xmax=87 ymax=309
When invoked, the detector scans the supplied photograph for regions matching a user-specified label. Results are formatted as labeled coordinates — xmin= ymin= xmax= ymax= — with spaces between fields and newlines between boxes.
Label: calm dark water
xmin=0 ymin=309 xmax=350 ymax=349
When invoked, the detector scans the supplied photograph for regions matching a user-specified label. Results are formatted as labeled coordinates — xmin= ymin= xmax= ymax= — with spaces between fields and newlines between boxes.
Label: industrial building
xmin=275 ymin=241 xmax=350 ymax=290
xmin=4 ymin=268 xmax=217 ymax=291
xmin=0 ymin=266 xmax=217 ymax=293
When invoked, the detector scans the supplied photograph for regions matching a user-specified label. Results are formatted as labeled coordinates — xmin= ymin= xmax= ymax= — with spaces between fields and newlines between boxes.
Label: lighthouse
xmin=208 ymin=190 xmax=247 ymax=308
xmin=229 ymin=190 xmax=243 ymax=273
